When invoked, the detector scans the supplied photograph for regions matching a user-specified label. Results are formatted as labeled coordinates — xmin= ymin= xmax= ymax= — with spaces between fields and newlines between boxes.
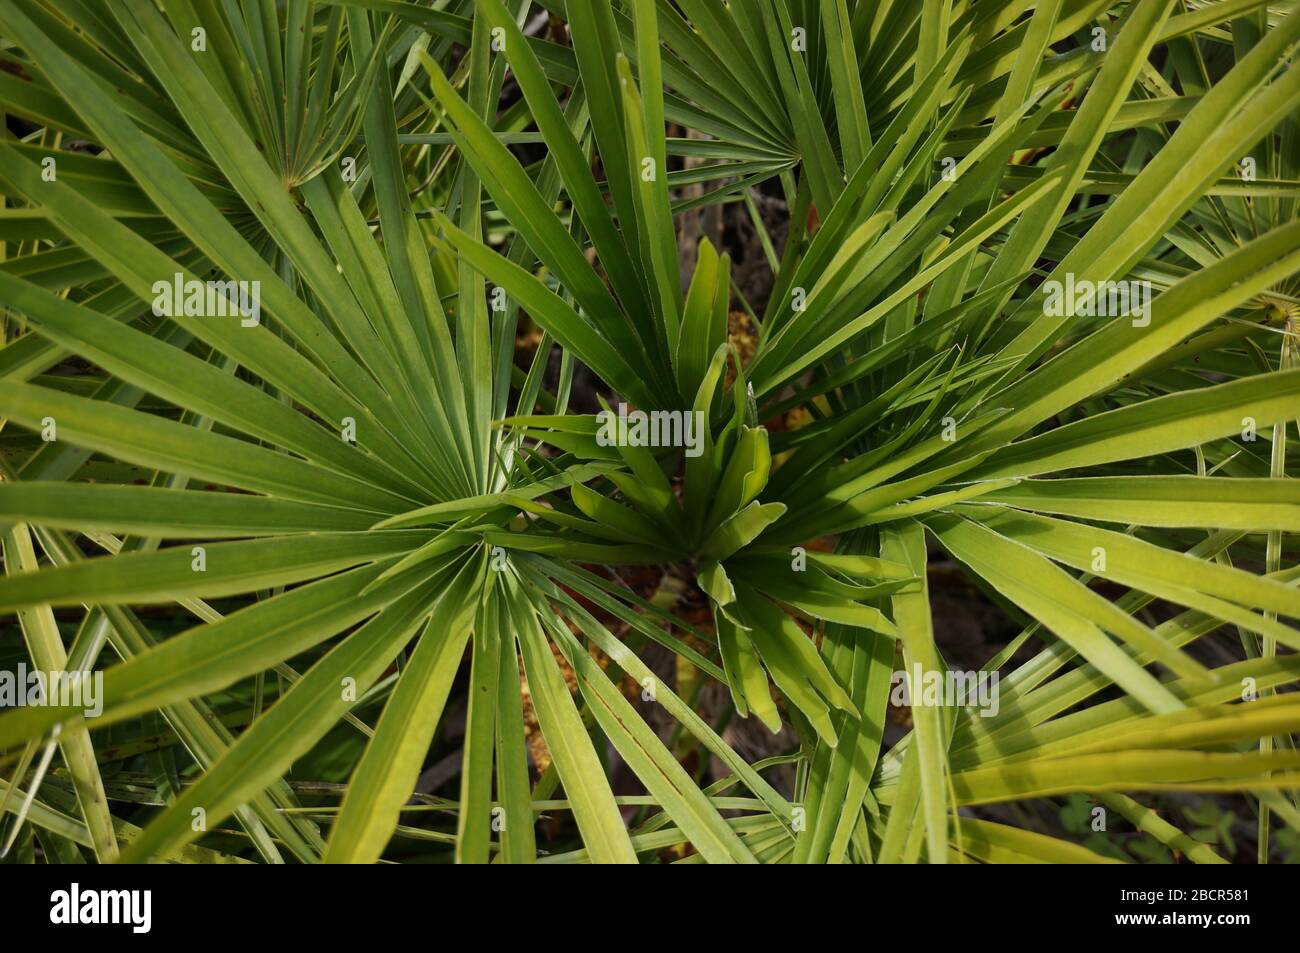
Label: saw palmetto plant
xmin=0 ymin=0 xmax=1297 ymax=866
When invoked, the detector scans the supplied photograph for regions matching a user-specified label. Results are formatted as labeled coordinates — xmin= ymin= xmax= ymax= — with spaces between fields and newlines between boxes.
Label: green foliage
xmin=0 ymin=0 xmax=1297 ymax=864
